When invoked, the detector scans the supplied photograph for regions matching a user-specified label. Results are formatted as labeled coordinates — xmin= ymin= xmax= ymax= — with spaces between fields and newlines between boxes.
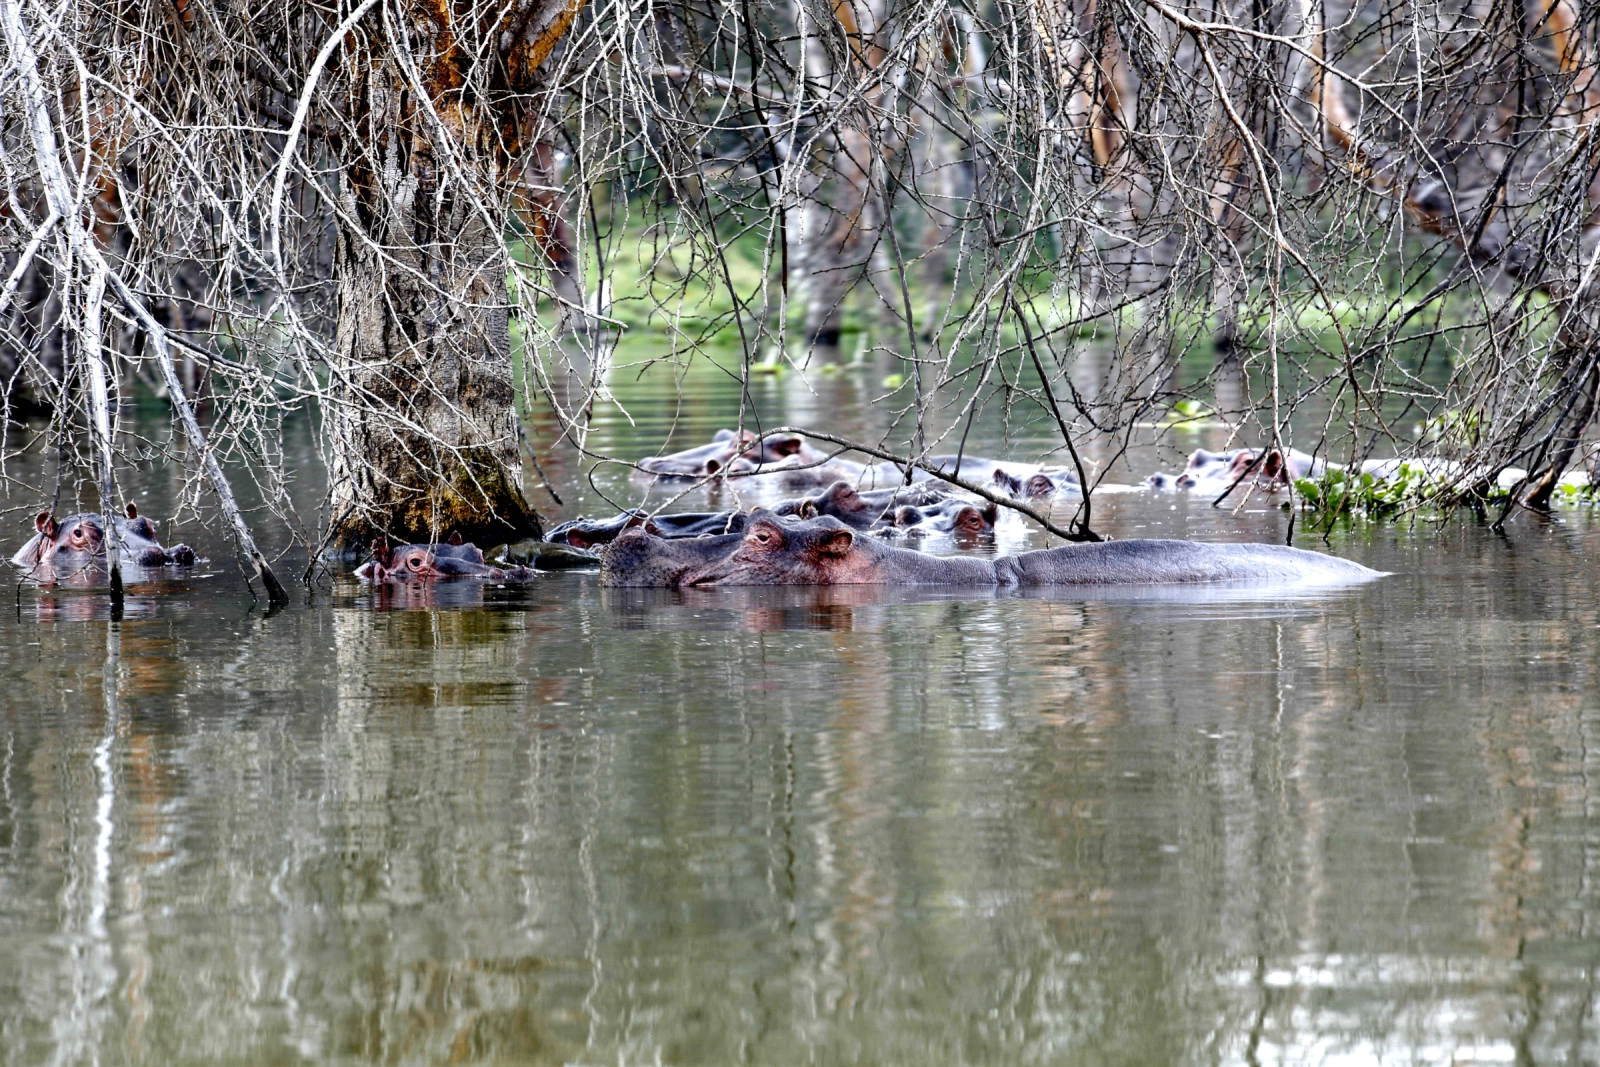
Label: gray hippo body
xmin=602 ymin=510 xmax=1384 ymax=589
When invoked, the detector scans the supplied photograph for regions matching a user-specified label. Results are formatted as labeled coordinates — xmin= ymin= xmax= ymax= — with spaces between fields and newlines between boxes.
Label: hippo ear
xmin=799 ymin=499 xmax=819 ymax=518
xmin=769 ymin=435 xmax=802 ymax=458
xmin=369 ymin=538 xmax=391 ymax=567
xmin=448 ymin=530 xmax=463 ymax=546
xmin=712 ymin=429 xmax=736 ymax=443
xmin=1262 ymin=450 xmax=1285 ymax=480
xmin=643 ymin=520 xmax=666 ymax=537
xmin=814 ymin=529 xmax=854 ymax=558
xmin=34 ymin=510 xmax=56 ymax=537
xmin=125 ymin=503 xmax=138 ymax=519
xmin=980 ymin=502 xmax=999 ymax=524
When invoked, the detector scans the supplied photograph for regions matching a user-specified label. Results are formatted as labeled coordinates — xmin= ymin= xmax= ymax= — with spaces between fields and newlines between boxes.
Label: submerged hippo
xmin=601 ymin=510 xmax=1383 ymax=588
xmin=886 ymin=499 xmax=998 ymax=542
xmin=550 ymin=481 xmax=981 ymax=551
xmin=991 ymin=468 xmax=1064 ymax=501
xmin=548 ymin=510 xmax=748 ymax=549
xmin=1147 ymin=447 xmax=1325 ymax=493
xmin=356 ymin=535 xmax=537 ymax=583
xmin=636 ymin=429 xmax=838 ymax=479
xmin=12 ymin=505 xmax=196 ymax=581
xmin=779 ymin=480 xmax=976 ymax=529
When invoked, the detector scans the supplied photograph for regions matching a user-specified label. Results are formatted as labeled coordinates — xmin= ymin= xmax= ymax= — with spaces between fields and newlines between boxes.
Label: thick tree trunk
xmin=326 ymin=194 xmax=542 ymax=553
xmin=320 ymin=1 xmax=586 ymax=555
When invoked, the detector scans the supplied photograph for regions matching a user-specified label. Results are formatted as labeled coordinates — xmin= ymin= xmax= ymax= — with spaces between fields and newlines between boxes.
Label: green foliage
xmin=1293 ymin=463 xmax=1478 ymax=523
xmin=1296 ymin=460 xmax=1599 ymax=527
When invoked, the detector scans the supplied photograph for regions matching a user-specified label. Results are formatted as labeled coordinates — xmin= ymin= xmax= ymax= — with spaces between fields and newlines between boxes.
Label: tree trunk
xmin=326 ymin=196 xmax=542 ymax=553
xmin=319 ymin=0 xmax=591 ymax=555
xmin=325 ymin=65 xmax=543 ymax=554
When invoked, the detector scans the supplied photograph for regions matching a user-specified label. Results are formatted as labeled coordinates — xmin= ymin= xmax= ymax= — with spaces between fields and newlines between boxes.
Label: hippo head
xmin=683 ymin=511 xmax=868 ymax=586
xmin=13 ymin=511 xmax=106 ymax=570
xmin=638 ymin=430 xmax=758 ymax=478
xmin=740 ymin=431 xmax=832 ymax=469
xmin=360 ymin=536 xmax=501 ymax=581
xmin=991 ymin=469 xmax=1025 ymax=497
xmin=992 ymin=469 xmax=1057 ymax=502
xmin=811 ymin=481 xmax=871 ymax=525
xmin=1226 ymin=448 xmax=1287 ymax=486
xmin=947 ymin=502 xmax=998 ymax=539
xmin=599 ymin=525 xmax=744 ymax=588
xmin=1023 ymin=474 xmax=1057 ymax=500
xmin=397 ymin=544 xmax=492 ymax=579
xmin=745 ymin=432 xmax=801 ymax=463
xmin=1183 ymin=448 xmax=1232 ymax=476
xmin=548 ymin=511 xmax=649 ymax=549
xmin=1181 ymin=447 xmax=1291 ymax=489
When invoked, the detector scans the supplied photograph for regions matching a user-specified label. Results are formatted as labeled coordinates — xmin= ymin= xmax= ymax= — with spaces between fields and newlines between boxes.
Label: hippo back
xmin=1000 ymin=539 xmax=1382 ymax=586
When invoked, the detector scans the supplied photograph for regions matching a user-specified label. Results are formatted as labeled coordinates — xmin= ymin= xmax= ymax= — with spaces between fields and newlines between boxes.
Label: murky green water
xmin=3 ymin=354 xmax=1599 ymax=1064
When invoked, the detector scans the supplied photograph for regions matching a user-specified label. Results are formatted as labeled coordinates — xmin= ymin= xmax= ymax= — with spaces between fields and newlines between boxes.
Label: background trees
xmin=0 ymin=0 xmax=1595 ymax=560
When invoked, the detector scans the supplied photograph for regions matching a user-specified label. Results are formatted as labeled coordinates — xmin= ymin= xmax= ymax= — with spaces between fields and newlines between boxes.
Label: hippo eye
xmin=407 ymin=555 xmax=425 ymax=571
xmin=752 ymin=529 xmax=774 ymax=545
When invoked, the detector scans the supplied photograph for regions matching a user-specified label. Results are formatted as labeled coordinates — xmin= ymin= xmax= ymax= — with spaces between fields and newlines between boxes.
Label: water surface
xmin=1 ymin=358 xmax=1597 ymax=1065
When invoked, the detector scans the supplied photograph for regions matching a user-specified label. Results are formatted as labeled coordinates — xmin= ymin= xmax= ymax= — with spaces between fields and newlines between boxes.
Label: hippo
xmin=636 ymin=429 xmax=838 ymax=479
xmin=887 ymin=499 xmax=999 ymax=542
xmin=548 ymin=510 xmax=748 ymax=549
xmin=356 ymin=535 xmax=537 ymax=583
xmin=991 ymin=468 xmax=1064 ymax=501
xmin=1147 ymin=447 xmax=1328 ymax=493
xmin=778 ymin=480 xmax=970 ymax=530
xmin=12 ymin=505 xmax=196 ymax=580
xmin=634 ymin=430 xmax=1079 ymax=496
xmin=601 ymin=510 xmax=1383 ymax=588
xmin=600 ymin=530 xmax=746 ymax=588
xmin=549 ymin=481 xmax=970 ymax=551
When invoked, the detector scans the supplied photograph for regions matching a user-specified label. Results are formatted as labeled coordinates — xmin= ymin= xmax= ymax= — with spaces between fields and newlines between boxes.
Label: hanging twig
xmin=1 ymin=0 xmax=288 ymax=605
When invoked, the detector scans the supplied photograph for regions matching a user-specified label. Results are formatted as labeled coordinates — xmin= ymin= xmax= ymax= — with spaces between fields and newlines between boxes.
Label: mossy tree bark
xmin=325 ymin=1 xmax=584 ymax=554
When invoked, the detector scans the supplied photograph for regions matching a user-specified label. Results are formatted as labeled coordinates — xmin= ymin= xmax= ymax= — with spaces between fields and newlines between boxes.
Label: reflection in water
xmin=2 ymin=543 xmax=1600 ymax=1062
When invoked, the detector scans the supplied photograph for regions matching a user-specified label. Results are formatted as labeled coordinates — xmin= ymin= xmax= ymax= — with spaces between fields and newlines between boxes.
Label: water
xmin=2 ymin=354 xmax=1599 ymax=1064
